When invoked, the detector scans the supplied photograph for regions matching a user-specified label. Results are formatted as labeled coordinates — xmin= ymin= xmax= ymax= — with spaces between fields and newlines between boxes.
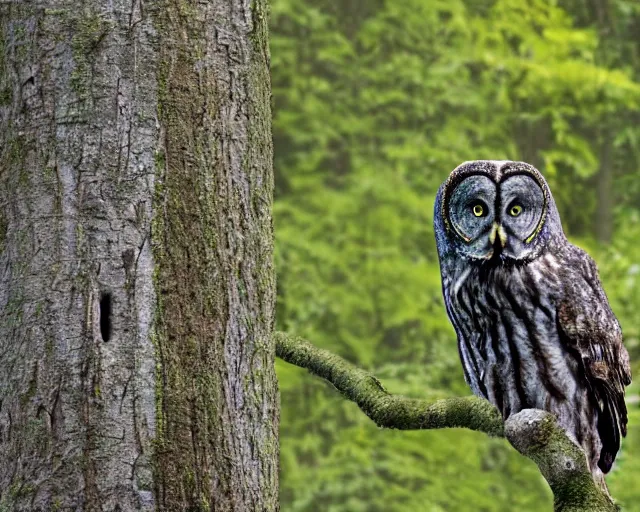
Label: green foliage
xmin=272 ymin=0 xmax=640 ymax=509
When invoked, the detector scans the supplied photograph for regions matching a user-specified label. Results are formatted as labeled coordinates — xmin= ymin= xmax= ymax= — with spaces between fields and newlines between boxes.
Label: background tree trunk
xmin=0 ymin=1 xmax=277 ymax=511
xmin=595 ymin=134 xmax=614 ymax=244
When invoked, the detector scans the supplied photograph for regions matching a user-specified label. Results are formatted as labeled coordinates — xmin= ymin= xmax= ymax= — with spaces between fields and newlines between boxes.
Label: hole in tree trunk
xmin=99 ymin=292 xmax=112 ymax=342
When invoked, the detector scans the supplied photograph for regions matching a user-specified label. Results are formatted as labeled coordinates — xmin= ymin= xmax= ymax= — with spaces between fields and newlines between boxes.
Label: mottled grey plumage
xmin=434 ymin=160 xmax=631 ymax=480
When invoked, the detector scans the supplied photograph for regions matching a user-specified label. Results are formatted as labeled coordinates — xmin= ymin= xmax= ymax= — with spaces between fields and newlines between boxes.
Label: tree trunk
xmin=595 ymin=134 xmax=614 ymax=244
xmin=0 ymin=1 xmax=278 ymax=511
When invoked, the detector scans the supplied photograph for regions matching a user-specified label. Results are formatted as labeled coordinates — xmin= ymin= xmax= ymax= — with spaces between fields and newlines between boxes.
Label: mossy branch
xmin=274 ymin=332 xmax=617 ymax=512
xmin=274 ymin=332 xmax=503 ymax=434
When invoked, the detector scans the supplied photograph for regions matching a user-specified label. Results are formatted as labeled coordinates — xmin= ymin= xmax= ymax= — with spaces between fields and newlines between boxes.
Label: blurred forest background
xmin=270 ymin=0 xmax=640 ymax=510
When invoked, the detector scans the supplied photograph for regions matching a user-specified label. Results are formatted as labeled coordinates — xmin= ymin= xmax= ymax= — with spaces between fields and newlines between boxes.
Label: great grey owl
xmin=434 ymin=160 xmax=631 ymax=479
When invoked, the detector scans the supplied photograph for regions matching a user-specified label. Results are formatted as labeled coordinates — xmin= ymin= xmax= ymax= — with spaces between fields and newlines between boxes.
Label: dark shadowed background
xmin=270 ymin=1 xmax=640 ymax=510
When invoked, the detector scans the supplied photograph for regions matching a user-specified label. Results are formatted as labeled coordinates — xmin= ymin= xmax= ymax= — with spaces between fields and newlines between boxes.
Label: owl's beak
xmin=488 ymin=222 xmax=507 ymax=248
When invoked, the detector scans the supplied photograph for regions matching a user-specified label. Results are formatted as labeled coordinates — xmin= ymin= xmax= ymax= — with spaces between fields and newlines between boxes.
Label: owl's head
xmin=434 ymin=161 xmax=564 ymax=262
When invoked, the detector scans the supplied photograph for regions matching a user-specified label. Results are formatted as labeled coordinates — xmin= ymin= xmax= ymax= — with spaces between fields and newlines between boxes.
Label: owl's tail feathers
xmin=596 ymin=384 xmax=628 ymax=474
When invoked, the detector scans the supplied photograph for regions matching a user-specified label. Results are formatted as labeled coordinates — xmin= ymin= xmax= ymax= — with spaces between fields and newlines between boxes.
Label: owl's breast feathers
xmin=443 ymin=244 xmax=631 ymax=474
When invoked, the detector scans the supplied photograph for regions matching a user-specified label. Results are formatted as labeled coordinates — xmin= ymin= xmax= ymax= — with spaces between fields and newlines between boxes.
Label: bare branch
xmin=274 ymin=332 xmax=617 ymax=512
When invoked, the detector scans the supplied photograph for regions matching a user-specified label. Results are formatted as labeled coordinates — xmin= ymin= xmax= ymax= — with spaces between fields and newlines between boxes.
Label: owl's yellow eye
xmin=509 ymin=204 xmax=523 ymax=217
xmin=472 ymin=204 xmax=484 ymax=217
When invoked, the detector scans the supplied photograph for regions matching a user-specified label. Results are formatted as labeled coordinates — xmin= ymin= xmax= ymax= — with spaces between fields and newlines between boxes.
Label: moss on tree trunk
xmin=150 ymin=0 xmax=278 ymax=510
xmin=0 ymin=1 xmax=278 ymax=510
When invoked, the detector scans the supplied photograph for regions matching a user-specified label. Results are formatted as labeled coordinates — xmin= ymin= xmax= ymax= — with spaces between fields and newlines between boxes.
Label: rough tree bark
xmin=0 ymin=1 xmax=277 ymax=511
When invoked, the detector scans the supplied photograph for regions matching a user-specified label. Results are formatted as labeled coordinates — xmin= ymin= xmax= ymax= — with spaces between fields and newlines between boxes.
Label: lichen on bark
xmin=150 ymin=0 xmax=279 ymax=510
xmin=2 ymin=0 xmax=278 ymax=510
xmin=1 ymin=2 xmax=161 ymax=510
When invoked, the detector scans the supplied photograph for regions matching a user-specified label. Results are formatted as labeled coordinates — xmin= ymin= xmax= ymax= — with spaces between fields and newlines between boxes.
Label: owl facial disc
xmin=447 ymin=175 xmax=497 ymax=258
xmin=442 ymin=161 xmax=549 ymax=262
xmin=498 ymin=174 xmax=546 ymax=259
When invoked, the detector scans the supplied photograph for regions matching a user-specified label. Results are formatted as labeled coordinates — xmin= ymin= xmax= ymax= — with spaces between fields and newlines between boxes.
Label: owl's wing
xmin=557 ymin=249 xmax=631 ymax=473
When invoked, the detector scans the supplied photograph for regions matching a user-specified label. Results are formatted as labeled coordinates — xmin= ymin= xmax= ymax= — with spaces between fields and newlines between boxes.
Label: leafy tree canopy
xmin=272 ymin=1 xmax=640 ymax=510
